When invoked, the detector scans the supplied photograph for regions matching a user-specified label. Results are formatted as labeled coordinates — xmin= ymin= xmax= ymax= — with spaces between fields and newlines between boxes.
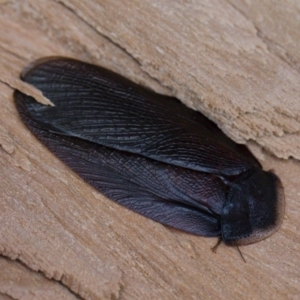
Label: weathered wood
xmin=0 ymin=257 xmax=77 ymax=300
xmin=1 ymin=1 xmax=300 ymax=299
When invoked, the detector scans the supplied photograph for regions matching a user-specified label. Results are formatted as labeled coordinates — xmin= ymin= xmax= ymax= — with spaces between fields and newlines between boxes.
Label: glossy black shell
xmin=14 ymin=58 xmax=285 ymax=245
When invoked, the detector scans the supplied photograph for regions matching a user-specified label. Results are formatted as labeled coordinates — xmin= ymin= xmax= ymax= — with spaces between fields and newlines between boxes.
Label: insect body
xmin=14 ymin=58 xmax=284 ymax=246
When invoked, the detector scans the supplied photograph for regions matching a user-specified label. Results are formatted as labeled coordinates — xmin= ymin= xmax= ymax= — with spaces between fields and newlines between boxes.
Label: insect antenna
xmin=236 ymin=246 xmax=246 ymax=263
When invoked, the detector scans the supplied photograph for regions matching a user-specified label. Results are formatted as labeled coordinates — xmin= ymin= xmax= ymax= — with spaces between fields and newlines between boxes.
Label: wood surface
xmin=1 ymin=1 xmax=300 ymax=299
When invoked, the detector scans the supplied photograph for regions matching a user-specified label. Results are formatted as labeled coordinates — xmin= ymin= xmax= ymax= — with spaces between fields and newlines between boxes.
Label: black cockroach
xmin=14 ymin=57 xmax=284 ymax=246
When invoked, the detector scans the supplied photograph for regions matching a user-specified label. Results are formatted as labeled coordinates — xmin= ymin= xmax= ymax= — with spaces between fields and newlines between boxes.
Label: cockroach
xmin=14 ymin=57 xmax=284 ymax=246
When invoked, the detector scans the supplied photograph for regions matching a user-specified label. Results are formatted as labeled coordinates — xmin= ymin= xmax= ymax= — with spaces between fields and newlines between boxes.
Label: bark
xmin=1 ymin=1 xmax=300 ymax=299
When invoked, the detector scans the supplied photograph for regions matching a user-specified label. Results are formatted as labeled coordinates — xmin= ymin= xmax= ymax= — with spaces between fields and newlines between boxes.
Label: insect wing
xmin=15 ymin=91 xmax=223 ymax=236
xmin=19 ymin=58 xmax=260 ymax=176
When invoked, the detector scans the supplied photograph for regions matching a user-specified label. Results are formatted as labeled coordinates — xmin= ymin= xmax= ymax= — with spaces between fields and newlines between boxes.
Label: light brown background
xmin=1 ymin=1 xmax=300 ymax=299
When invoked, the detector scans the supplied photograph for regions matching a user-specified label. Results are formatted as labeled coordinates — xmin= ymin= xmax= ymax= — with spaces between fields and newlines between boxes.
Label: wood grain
xmin=1 ymin=1 xmax=300 ymax=299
